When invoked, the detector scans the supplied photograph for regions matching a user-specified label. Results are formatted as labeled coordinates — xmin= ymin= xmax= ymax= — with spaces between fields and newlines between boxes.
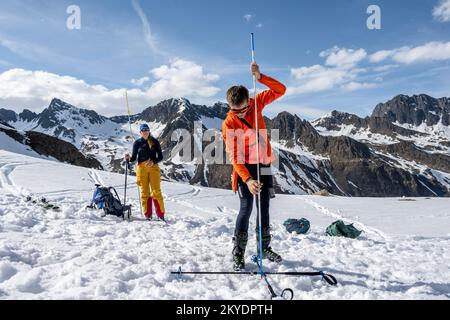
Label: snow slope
xmin=0 ymin=150 xmax=449 ymax=299
xmin=0 ymin=131 xmax=41 ymax=160
xmin=0 ymin=123 xmax=42 ymax=160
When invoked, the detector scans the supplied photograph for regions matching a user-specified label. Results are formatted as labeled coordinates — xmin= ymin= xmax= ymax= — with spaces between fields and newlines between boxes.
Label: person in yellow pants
xmin=136 ymin=161 xmax=165 ymax=219
xmin=125 ymin=123 xmax=165 ymax=220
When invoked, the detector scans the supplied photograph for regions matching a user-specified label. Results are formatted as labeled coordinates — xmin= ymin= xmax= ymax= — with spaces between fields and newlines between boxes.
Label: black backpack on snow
xmin=89 ymin=184 xmax=131 ymax=220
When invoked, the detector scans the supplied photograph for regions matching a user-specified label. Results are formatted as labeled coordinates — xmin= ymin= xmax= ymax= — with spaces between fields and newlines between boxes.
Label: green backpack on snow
xmin=326 ymin=220 xmax=362 ymax=239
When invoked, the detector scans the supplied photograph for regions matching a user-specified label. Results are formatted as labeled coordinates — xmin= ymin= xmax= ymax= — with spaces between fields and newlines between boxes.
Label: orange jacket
xmin=222 ymin=74 xmax=286 ymax=192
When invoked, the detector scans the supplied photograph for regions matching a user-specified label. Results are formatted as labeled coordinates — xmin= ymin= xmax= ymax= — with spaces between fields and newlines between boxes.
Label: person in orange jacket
xmin=222 ymin=62 xmax=286 ymax=270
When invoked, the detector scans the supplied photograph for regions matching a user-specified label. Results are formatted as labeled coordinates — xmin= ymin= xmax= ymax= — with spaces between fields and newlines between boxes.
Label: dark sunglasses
xmin=231 ymin=104 xmax=250 ymax=114
xmin=141 ymin=129 xmax=150 ymax=132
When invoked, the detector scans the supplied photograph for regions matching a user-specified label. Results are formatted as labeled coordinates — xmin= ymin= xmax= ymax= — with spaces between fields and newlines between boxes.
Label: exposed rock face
xmin=41 ymin=98 xmax=108 ymax=127
xmin=0 ymin=109 xmax=17 ymax=122
xmin=376 ymin=140 xmax=450 ymax=173
xmin=0 ymin=126 xmax=103 ymax=170
xmin=190 ymin=163 xmax=233 ymax=189
xmin=314 ymin=110 xmax=426 ymax=138
xmin=33 ymin=98 xmax=110 ymax=142
xmin=109 ymin=114 xmax=141 ymax=124
xmin=311 ymin=94 xmax=450 ymax=197
xmin=18 ymin=109 xmax=38 ymax=122
xmin=267 ymin=111 xmax=450 ymax=197
xmin=0 ymin=120 xmax=14 ymax=129
xmin=372 ymin=94 xmax=450 ymax=126
xmin=26 ymin=131 xmax=103 ymax=169
xmin=313 ymin=111 xmax=363 ymax=131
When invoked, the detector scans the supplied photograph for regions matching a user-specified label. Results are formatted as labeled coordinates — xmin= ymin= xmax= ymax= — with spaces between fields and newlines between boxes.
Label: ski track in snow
xmin=0 ymin=162 xmax=30 ymax=198
xmin=0 ymin=151 xmax=449 ymax=300
xmin=88 ymin=169 xmax=105 ymax=187
xmin=0 ymin=163 xmax=17 ymax=194
xmin=164 ymin=189 xmax=222 ymax=216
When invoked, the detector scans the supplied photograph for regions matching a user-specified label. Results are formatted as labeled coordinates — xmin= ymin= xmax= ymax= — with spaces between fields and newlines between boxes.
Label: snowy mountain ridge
xmin=314 ymin=94 xmax=450 ymax=152
xmin=1 ymin=94 xmax=450 ymax=197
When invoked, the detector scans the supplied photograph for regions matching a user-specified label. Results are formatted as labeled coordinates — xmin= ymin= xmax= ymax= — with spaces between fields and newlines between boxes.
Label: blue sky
xmin=0 ymin=0 xmax=450 ymax=118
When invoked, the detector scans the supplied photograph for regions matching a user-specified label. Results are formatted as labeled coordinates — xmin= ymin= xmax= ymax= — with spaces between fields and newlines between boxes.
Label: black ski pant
xmin=235 ymin=164 xmax=272 ymax=234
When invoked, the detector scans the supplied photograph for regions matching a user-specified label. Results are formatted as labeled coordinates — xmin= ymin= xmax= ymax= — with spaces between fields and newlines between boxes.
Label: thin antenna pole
xmin=251 ymin=33 xmax=263 ymax=276
xmin=125 ymin=91 xmax=143 ymax=216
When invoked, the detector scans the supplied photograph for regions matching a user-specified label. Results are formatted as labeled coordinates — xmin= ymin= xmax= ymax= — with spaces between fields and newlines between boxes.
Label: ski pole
xmin=172 ymin=264 xmax=338 ymax=300
xmin=124 ymin=160 xmax=129 ymax=206
xmin=251 ymin=32 xmax=264 ymax=276
xmin=171 ymin=269 xmax=337 ymax=284
xmin=125 ymin=91 xmax=143 ymax=216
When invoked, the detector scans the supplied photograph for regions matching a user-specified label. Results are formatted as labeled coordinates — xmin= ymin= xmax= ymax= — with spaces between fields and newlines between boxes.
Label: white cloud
xmin=342 ymin=82 xmax=377 ymax=91
xmin=288 ymin=47 xmax=371 ymax=95
xmin=0 ymin=68 xmax=122 ymax=115
xmin=320 ymin=46 xmax=367 ymax=67
xmin=147 ymin=58 xmax=220 ymax=100
xmin=131 ymin=0 xmax=158 ymax=53
xmin=433 ymin=0 xmax=450 ymax=22
xmin=289 ymin=65 xmax=353 ymax=94
xmin=288 ymin=41 xmax=450 ymax=96
xmin=0 ymin=59 xmax=220 ymax=116
xmin=369 ymin=41 xmax=450 ymax=64
xmin=372 ymin=64 xmax=399 ymax=72
xmin=244 ymin=14 xmax=254 ymax=21
xmin=289 ymin=64 xmax=372 ymax=95
xmin=393 ymin=42 xmax=450 ymax=64
xmin=256 ymin=23 xmax=263 ymax=28
xmin=130 ymin=76 xmax=150 ymax=86
xmin=368 ymin=49 xmax=394 ymax=63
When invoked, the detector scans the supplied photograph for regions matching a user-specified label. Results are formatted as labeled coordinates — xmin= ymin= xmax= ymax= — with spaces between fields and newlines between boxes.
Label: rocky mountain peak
xmin=312 ymin=110 xmax=364 ymax=131
xmin=140 ymin=98 xmax=229 ymax=129
xmin=0 ymin=108 xmax=17 ymax=122
xmin=18 ymin=109 xmax=38 ymax=122
xmin=140 ymin=98 xmax=190 ymax=124
xmin=37 ymin=98 xmax=107 ymax=129
xmin=372 ymin=94 xmax=450 ymax=126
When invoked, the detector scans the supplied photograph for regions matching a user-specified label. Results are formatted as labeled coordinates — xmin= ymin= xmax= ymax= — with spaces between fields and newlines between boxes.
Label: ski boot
xmin=233 ymin=254 xmax=245 ymax=271
xmin=232 ymin=231 xmax=248 ymax=271
xmin=257 ymin=227 xmax=282 ymax=263
xmin=262 ymin=246 xmax=282 ymax=263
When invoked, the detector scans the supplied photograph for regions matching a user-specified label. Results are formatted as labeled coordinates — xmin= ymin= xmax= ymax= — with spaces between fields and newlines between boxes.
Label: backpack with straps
xmin=283 ymin=218 xmax=310 ymax=234
xmin=90 ymin=184 xmax=131 ymax=220
xmin=326 ymin=220 xmax=362 ymax=239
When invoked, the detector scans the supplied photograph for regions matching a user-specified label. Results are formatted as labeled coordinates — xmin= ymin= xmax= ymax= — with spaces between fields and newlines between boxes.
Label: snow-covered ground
xmin=0 ymin=150 xmax=449 ymax=300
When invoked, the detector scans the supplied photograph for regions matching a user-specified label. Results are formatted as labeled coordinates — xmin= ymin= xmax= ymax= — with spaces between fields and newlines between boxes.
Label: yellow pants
xmin=136 ymin=162 xmax=165 ymax=218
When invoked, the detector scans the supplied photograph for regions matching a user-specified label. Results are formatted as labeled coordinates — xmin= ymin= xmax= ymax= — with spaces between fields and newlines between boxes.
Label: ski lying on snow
xmin=24 ymin=196 xmax=61 ymax=211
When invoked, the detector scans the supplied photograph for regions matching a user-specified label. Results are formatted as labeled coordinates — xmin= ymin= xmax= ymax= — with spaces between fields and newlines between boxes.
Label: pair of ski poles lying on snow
xmin=171 ymin=33 xmax=338 ymax=300
xmin=172 ymin=256 xmax=337 ymax=300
